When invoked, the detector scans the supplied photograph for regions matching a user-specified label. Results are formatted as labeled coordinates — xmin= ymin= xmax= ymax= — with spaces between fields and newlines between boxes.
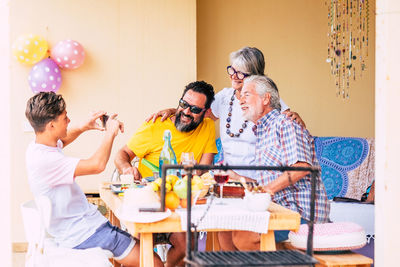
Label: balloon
xmin=12 ymin=34 xmax=48 ymax=65
xmin=50 ymin=39 xmax=85 ymax=69
xmin=28 ymin=58 xmax=62 ymax=93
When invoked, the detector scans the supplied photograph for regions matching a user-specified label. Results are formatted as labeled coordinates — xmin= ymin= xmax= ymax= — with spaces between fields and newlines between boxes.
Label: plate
xmin=116 ymin=206 xmax=172 ymax=223
xmin=110 ymin=184 xmax=129 ymax=194
xmin=110 ymin=184 xmax=144 ymax=194
xmin=142 ymin=176 xmax=155 ymax=183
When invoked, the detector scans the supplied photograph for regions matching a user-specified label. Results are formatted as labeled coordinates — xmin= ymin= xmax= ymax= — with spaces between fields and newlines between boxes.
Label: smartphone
xmin=101 ymin=114 xmax=109 ymax=128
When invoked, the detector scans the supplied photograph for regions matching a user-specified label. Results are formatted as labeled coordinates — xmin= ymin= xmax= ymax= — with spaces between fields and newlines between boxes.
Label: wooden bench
xmin=282 ymin=243 xmax=373 ymax=267
xmin=314 ymin=251 xmax=373 ymax=267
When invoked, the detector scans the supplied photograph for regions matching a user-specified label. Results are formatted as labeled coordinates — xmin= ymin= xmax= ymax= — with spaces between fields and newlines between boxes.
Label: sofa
xmin=314 ymin=137 xmax=375 ymax=262
xmin=314 ymin=137 xmax=375 ymax=201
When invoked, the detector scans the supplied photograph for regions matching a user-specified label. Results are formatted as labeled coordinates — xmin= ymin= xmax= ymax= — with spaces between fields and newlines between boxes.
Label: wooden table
xmin=100 ymin=184 xmax=301 ymax=267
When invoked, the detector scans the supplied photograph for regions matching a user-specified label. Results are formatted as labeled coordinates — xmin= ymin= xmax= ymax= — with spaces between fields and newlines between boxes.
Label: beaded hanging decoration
xmin=326 ymin=0 xmax=369 ymax=99
xmin=226 ymin=91 xmax=257 ymax=137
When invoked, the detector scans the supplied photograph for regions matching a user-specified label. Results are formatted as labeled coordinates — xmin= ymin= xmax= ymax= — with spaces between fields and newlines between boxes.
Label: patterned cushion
xmin=289 ymin=222 xmax=366 ymax=251
xmin=213 ymin=138 xmax=224 ymax=164
xmin=314 ymin=137 xmax=375 ymax=200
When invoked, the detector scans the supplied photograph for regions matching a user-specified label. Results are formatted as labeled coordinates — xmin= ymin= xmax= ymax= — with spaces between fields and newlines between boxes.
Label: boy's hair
xmin=25 ymin=92 xmax=66 ymax=133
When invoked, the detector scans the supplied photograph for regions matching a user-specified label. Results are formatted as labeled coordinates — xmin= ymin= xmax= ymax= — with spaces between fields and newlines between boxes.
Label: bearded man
xmin=115 ymin=80 xmax=217 ymax=179
xmin=114 ymin=80 xmax=217 ymax=267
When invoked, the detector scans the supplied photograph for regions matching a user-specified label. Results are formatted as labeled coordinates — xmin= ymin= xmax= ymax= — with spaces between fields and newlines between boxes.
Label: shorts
xmin=153 ymin=232 xmax=172 ymax=245
xmin=74 ymin=221 xmax=136 ymax=260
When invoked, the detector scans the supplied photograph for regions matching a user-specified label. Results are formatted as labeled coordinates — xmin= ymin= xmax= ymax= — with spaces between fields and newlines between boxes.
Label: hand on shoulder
xmin=282 ymin=110 xmax=306 ymax=128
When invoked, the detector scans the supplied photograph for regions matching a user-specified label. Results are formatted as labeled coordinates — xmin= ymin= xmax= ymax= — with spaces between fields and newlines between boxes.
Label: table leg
xmin=140 ymin=233 xmax=154 ymax=267
xmin=205 ymin=232 xmax=221 ymax=251
xmin=260 ymin=231 xmax=276 ymax=251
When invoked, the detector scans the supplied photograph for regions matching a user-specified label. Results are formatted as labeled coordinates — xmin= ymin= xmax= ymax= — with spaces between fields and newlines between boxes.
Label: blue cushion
xmin=314 ymin=137 xmax=369 ymax=199
xmin=213 ymin=138 xmax=224 ymax=164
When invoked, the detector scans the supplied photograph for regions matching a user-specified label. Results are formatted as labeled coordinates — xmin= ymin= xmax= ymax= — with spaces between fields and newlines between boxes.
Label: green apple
xmin=173 ymin=179 xmax=188 ymax=199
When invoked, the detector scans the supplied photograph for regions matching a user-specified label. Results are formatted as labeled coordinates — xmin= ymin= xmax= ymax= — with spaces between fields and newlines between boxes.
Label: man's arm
xmin=198 ymin=153 xmax=214 ymax=165
xmin=195 ymin=153 xmax=215 ymax=175
xmin=74 ymin=115 xmax=123 ymax=176
xmin=227 ymin=170 xmax=257 ymax=183
xmin=61 ymin=111 xmax=106 ymax=147
xmin=114 ymin=145 xmax=142 ymax=180
xmin=263 ymin=161 xmax=310 ymax=194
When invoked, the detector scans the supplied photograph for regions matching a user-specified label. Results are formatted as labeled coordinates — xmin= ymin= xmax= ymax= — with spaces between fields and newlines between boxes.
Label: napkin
xmin=176 ymin=198 xmax=270 ymax=233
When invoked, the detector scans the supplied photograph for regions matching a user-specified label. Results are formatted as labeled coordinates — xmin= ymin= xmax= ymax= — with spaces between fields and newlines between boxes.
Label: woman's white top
xmin=211 ymin=87 xmax=289 ymax=178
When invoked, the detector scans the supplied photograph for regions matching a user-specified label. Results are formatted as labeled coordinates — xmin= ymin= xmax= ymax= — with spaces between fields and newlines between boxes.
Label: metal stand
xmin=142 ymin=164 xmax=320 ymax=266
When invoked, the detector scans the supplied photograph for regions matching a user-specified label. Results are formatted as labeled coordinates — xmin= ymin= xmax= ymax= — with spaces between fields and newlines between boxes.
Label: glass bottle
xmin=159 ymin=130 xmax=177 ymax=177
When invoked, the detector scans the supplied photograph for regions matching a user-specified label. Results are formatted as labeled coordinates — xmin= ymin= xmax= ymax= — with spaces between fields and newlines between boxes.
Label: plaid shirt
xmin=255 ymin=109 xmax=330 ymax=223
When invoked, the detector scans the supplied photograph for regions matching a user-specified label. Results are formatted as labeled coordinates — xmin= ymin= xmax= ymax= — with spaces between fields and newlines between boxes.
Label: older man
xmin=115 ymin=80 xmax=217 ymax=267
xmin=219 ymin=75 xmax=330 ymax=251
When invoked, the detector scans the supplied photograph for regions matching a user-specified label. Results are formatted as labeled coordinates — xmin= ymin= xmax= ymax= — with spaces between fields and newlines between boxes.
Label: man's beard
xmin=174 ymin=110 xmax=204 ymax=132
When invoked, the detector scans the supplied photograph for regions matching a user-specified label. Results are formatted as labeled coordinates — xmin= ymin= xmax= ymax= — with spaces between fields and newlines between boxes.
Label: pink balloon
xmin=50 ymin=39 xmax=85 ymax=70
xmin=28 ymin=58 xmax=62 ymax=93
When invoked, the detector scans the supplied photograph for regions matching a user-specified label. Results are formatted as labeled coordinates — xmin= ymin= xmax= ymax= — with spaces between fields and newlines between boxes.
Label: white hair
xmin=230 ymin=47 xmax=265 ymax=75
xmin=244 ymin=75 xmax=281 ymax=111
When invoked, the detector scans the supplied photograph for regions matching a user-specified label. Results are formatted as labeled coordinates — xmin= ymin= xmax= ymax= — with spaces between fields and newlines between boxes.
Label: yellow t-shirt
xmin=126 ymin=117 xmax=218 ymax=178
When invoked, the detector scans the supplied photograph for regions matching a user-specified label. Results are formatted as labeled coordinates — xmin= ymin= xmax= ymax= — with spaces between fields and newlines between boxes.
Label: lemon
xmin=155 ymin=178 xmax=162 ymax=186
xmin=166 ymin=182 xmax=172 ymax=192
xmin=151 ymin=182 xmax=159 ymax=192
xmin=166 ymin=174 xmax=179 ymax=186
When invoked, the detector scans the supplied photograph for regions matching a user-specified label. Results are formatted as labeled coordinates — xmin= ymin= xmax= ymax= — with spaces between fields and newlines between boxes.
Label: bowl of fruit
xmin=243 ymin=184 xmax=271 ymax=212
xmin=149 ymin=174 xmax=208 ymax=210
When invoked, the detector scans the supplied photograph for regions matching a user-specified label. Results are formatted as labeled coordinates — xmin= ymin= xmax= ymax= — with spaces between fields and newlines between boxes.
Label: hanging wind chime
xmin=326 ymin=0 xmax=369 ymax=98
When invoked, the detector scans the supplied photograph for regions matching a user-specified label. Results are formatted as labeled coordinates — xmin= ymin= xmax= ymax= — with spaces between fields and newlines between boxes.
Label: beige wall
xmin=197 ymin=0 xmax=375 ymax=137
xmin=9 ymin=0 xmax=196 ymax=242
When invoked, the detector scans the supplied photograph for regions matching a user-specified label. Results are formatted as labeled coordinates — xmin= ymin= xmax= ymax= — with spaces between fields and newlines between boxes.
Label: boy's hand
xmin=105 ymin=114 xmax=124 ymax=137
xmin=80 ymin=111 xmax=107 ymax=131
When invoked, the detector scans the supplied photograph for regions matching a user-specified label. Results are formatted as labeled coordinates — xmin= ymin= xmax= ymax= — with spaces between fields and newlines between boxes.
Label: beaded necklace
xmin=225 ymin=90 xmax=257 ymax=138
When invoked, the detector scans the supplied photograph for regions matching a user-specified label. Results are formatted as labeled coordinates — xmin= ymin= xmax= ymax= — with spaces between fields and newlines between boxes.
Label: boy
xmin=25 ymin=92 xmax=163 ymax=267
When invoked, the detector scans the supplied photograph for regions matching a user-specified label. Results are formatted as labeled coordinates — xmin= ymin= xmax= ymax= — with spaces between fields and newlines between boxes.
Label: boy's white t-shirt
xmin=26 ymin=140 xmax=107 ymax=248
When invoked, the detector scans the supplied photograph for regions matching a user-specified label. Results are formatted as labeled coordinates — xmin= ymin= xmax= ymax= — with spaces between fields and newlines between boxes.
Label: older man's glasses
xmin=227 ymin=66 xmax=250 ymax=80
xmin=178 ymin=99 xmax=205 ymax=114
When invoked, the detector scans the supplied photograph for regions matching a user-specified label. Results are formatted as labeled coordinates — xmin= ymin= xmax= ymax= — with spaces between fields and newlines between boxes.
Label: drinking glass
xmin=181 ymin=152 xmax=195 ymax=165
xmin=181 ymin=152 xmax=195 ymax=177
xmin=213 ymin=166 xmax=229 ymax=204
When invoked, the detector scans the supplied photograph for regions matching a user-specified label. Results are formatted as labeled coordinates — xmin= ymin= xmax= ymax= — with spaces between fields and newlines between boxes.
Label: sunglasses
xmin=178 ymin=99 xmax=205 ymax=114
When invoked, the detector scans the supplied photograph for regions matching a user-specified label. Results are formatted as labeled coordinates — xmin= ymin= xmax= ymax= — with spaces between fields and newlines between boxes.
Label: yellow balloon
xmin=12 ymin=34 xmax=48 ymax=65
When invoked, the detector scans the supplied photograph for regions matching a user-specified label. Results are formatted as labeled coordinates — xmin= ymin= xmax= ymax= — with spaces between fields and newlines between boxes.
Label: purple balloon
xmin=28 ymin=58 xmax=62 ymax=93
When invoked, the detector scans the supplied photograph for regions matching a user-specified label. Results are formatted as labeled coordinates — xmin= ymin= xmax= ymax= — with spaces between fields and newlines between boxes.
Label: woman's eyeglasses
xmin=178 ymin=99 xmax=205 ymax=114
xmin=227 ymin=66 xmax=250 ymax=80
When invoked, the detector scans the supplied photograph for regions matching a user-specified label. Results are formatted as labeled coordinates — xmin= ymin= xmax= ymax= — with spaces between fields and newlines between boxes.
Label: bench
xmin=282 ymin=243 xmax=373 ymax=267
xmin=314 ymin=252 xmax=373 ymax=267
